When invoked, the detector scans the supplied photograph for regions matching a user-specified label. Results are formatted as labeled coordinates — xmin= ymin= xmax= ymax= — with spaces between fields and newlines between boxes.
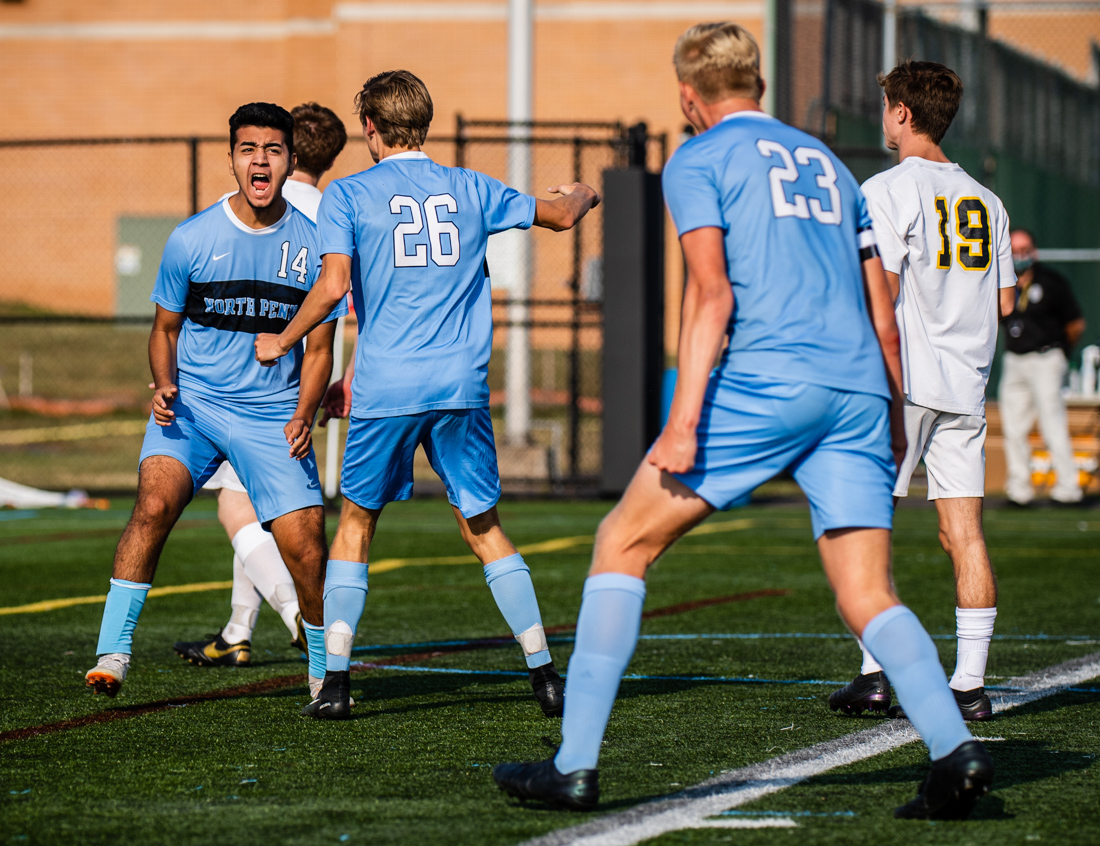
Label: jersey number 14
xmin=934 ymin=197 xmax=991 ymax=271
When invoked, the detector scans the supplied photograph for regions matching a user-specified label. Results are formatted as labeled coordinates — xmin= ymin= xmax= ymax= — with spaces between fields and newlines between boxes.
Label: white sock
xmin=222 ymin=554 xmax=262 ymax=644
xmin=222 ymin=607 xmax=258 ymax=646
xmin=231 ymin=522 xmax=302 ymax=638
xmin=859 ymin=638 xmax=884 ymax=675
xmin=950 ymin=606 xmax=997 ymax=691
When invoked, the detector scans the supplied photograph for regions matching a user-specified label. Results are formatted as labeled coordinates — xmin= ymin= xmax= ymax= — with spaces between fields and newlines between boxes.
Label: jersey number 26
xmin=390 ymin=194 xmax=460 ymax=268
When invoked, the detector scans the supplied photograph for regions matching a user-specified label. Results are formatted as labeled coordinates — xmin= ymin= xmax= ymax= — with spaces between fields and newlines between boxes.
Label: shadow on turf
xmin=259 ymin=666 xmax=800 ymax=715
xmin=807 ymin=736 xmax=1093 ymax=821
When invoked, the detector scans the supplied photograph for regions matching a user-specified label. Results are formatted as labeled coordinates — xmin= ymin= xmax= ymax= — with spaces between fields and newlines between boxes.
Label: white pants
xmin=998 ymin=349 xmax=1082 ymax=503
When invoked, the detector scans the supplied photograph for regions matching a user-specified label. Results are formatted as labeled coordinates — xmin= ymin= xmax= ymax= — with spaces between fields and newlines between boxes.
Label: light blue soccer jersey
xmin=663 ymin=112 xmax=888 ymax=400
xmin=317 ymin=151 xmax=537 ymax=418
xmin=152 ymin=199 xmax=346 ymax=404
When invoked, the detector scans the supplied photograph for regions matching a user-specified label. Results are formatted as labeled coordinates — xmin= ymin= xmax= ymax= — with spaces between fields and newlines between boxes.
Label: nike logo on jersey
xmin=213 ymin=252 xmax=230 ymax=261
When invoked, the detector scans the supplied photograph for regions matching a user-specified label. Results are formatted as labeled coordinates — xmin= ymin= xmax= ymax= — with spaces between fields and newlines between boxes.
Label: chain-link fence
xmin=3 ymin=3 xmax=1098 ymax=497
xmin=775 ymin=0 xmax=1100 ymax=375
xmin=0 ymin=121 xmax=665 ymax=496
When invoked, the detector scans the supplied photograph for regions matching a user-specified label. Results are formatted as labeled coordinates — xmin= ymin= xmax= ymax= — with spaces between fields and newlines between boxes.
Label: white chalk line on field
xmin=519 ymin=651 xmax=1100 ymax=846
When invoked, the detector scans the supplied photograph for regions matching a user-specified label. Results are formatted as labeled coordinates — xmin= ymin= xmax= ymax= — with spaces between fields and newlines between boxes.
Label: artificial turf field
xmin=1 ymin=495 xmax=1098 ymax=845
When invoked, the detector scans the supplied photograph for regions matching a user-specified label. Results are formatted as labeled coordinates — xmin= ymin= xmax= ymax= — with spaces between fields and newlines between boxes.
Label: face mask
xmin=1013 ymin=256 xmax=1035 ymax=274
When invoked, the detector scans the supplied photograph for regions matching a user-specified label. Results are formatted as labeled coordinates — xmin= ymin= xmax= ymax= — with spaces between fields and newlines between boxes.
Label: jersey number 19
xmin=934 ymin=196 xmax=991 ymax=271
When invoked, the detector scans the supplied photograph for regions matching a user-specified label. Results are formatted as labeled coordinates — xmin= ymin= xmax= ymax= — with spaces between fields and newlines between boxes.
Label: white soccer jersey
xmin=863 ymin=158 xmax=1015 ymax=416
xmin=281 ymin=178 xmax=323 ymax=223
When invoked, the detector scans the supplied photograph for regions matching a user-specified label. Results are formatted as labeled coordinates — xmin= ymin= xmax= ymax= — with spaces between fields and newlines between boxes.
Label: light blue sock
xmin=862 ymin=605 xmax=973 ymax=761
xmin=484 ymin=553 xmax=551 ymax=669
xmin=303 ymin=622 xmax=326 ymax=680
xmin=554 ymin=573 xmax=646 ymax=774
xmin=95 ymin=578 xmax=152 ymax=655
xmin=324 ymin=559 xmax=368 ymax=673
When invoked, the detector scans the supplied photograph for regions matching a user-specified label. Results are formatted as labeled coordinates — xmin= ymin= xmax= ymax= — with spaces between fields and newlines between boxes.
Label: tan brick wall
xmin=1 ymin=0 xmax=1095 ymax=345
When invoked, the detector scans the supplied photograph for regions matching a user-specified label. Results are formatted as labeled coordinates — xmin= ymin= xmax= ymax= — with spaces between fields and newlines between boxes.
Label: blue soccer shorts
xmin=138 ymin=388 xmax=323 ymax=529
xmin=341 ymin=408 xmax=501 ymax=518
xmin=673 ymin=373 xmax=896 ymax=539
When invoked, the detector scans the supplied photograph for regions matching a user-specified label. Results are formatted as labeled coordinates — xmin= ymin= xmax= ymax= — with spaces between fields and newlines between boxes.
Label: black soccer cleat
xmin=895 ymin=740 xmax=993 ymax=820
xmin=173 ymin=633 xmax=251 ymax=667
xmin=530 ymin=662 xmax=565 ymax=718
xmin=493 ymin=757 xmax=599 ymax=811
xmin=301 ymin=670 xmax=352 ymax=720
xmin=891 ymin=688 xmax=994 ymax=722
xmin=828 ymin=671 xmax=891 ymax=716
xmin=953 ymin=687 xmax=994 ymax=721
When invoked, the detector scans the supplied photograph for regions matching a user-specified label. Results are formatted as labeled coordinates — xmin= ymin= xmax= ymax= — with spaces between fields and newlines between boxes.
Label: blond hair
xmin=673 ymin=22 xmax=763 ymax=102
xmin=354 ymin=70 xmax=433 ymax=148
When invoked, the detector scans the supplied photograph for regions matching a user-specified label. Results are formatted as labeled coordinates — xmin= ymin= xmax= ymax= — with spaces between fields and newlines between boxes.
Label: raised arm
xmin=863 ymin=255 xmax=907 ymax=468
xmin=533 ymin=183 xmax=601 ymax=232
xmin=148 ymin=305 xmax=185 ymax=426
xmin=284 ymin=319 xmax=337 ymax=460
xmin=648 ymin=226 xmax=734 ymax=474
xmin=255 ymin=253 xmax=352 ymax=365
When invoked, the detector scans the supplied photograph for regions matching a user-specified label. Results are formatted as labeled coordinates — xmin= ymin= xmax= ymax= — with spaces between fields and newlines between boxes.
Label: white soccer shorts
xmin=202 ymin=461 xmax=247 ymax=494
xmin=894 ymin=400 xmax=986 ymax=499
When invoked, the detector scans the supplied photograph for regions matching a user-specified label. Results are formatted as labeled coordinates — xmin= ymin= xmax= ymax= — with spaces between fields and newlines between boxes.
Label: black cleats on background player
xmin=895 ymin=740 xmax=993 ymax=820
xmin=173 ymin=633 xmax=251 ymax=667
xmin=889 ymin=688 xmax=994 ymax=722
xmin=827 ymin=671 xmax=891 ymax=716
xmin=953 ymin=687 xmax=994 ymax=721
xmin=301 ymin=670 xmax=352 ymax=719
xmin=492 ymin=757 xmax=599 ymax=811
xmin=530 ymin=662 xmax=565 ymax=717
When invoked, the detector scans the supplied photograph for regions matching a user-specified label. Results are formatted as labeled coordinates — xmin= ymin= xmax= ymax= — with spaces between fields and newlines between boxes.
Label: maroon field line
xmin=0 ymin=589 xmax=789 ymax=743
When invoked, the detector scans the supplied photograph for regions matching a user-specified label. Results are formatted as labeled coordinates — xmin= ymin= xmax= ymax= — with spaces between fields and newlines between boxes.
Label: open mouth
xmin=250 ymin=173 xmax=271 ymax=196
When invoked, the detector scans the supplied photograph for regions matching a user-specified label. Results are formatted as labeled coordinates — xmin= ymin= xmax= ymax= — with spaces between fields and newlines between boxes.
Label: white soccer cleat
xmin=85 ymin=653 xmax=130 ymax=697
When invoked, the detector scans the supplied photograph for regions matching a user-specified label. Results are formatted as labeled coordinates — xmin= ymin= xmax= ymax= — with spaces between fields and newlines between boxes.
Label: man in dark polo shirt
xmin=999 ymin=228 xmax=1087 ymax=505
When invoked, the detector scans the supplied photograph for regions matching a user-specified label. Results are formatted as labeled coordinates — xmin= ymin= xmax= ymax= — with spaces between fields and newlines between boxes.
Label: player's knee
xmin=593 ymin=511 xmax=655 ymax=570
xmin=593 ymin=511 xmax=624 ymax=557
xmin=938 ymin=526 xmax=953 ymax=554
xmin=133 ymin=490 xmax=180 ymax=526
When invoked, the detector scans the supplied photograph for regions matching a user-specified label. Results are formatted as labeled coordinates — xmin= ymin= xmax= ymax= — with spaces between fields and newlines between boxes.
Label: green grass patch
xmin=1 ymin=499 xmax=1098 ymax=844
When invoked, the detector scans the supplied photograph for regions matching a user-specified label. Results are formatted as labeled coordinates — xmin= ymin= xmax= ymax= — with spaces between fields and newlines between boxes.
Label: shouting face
xmin=229 ymin=125 xmax=294 ymax=210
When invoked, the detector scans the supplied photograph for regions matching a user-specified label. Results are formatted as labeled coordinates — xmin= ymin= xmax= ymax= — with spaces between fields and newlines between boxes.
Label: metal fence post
xmin=569 ymin=135 xmax=582 ymax=479
xmin=189 ymin=137 xmax=199 ymax=217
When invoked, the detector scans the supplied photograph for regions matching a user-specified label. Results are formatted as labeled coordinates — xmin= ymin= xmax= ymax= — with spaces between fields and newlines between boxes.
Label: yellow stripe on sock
xmin=0 ymin=519 xmax=757 ymax=615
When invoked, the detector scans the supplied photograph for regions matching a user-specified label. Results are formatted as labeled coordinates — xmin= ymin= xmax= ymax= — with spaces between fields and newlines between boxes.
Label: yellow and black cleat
xmin=290 ymin=612 xmax=309 ymax=657
xmin=173 ymin=633 xmax=251 ymax=667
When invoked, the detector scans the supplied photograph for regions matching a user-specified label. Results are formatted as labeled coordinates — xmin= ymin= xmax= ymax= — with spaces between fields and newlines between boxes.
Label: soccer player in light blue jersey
xmin=493 ymin=23 xmax=992 ymax=820
xmin=255 ymin=71 xmax=600 ymax=720
xmin=85 ymin=103 xmax=346 ymax=699
xmin=173 ymin=103 xmax=350 ymax=681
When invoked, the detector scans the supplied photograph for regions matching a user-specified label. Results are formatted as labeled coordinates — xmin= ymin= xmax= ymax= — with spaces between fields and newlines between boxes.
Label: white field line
xmin=520 ymin=651 xmax=1100 ymax=846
